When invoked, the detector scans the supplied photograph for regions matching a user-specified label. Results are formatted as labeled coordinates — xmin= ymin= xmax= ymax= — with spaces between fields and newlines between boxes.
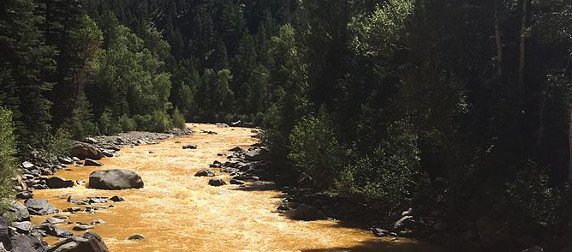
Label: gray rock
xmin=15 ymin=191 xmax=33 ymax=200
xmin=182 ymin=144 xmax=197 ymax=149
xmin=83 ymin=159 xmax=103 ymax=167
xmin=12 ymin=222 xmax=32 ymax=233
xmin=70 ymin=143 xmax=104 ymax=160
xmin=10 ymin=233 xmax=46 ymax=252
xmin=72 ymin=225 xmax=93 ymax=231
xmin=83 ymin=137 xmax=98 ymax=144
xmin=208 ymin=179 xmax=226 ymax=187
xmin=109 ymin=196 xmax=124 ymax=202
xmin=90 ymin=220 xmax=106 ymax=225
xmin=24 ymin=199 xmax=58 ymax=215
xmin=21 ymin=162 xmax=35 ymax=170
xmin=88 ymin=169 xmax=144 ymax=190
xmin=229 ymin=179 xmax=244 ymax=185
xmin=194 ymin=169 xmax=215 ymax=177
xmin=101 ymin=150 xmax=114 ymax=158
xmin=47 ymin=232 xmax=109 ymax=252
xmin=126 ymin=234 xmax=145 ymax=240
xmin=46 ymin=177 xmax=74 ymax=189
xmin=6 ymin=201 xmax=30 ymax=222
xmin=58 ymin=157 xmax=74 ymax=165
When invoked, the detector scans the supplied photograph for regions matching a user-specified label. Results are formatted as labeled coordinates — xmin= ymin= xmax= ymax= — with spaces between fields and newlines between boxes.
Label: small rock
xmin=72 ymin=225 xmax=94 ymax=231
xmin=58 ymin=157 xmax=74 ymax=164
xmin=21 ymin=161 xmax=34 ymax=170
xmin=83 ymin=137 xmax=98 ymax=144
xmin=63 ymin=207 xmax=82 ymax=213
xmin=372 ymin=228 xmax=390 ymax=237
xmin=88 ymin=197 xmax=107 ymax=204
xmin=11 ymin=221 xmax=32 ymax=233
xmin=182 ymin=144 xmax=197 ymax=149
xmin=229 ymin=179 xmax=244 ymax=185
xmin=127 ymin=234 xmax=145 ymax=240
xmin=102 ymin=150 xmax=114 ymax=158
xmin=44 ymin=217 xmax=66 ymax=225
xmin=228 ymin=147 xmax=244 ymax=152
xmin=15 ymin=191 xmax=32 ymax=200
xmin=208 ymin=179 xmax=226 ymax=187
xmin=194 ymin=169 xmax=215 ymax=177
xmin=90 ymin=219 xmax=106 ymax=225
xmin=109 ymin=196 xmax=124 ymax=202
xmin=84 ymin=159 xmax=103 ymax=166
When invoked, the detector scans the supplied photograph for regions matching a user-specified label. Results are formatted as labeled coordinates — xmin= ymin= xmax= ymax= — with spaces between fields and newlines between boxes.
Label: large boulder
xmin=6 ymin=201 xmax=30 ymax=222
xmin=24 ymin=199 xmax=58 ymax=216
xmin=88 ymin=170 xmax=144 ymax=190
xmin=47 ymin=232 xmax=109 ymax=252
xmin=70 ymin=143 xmax=104 ymax=160
xmin=46 ymin=177 xmax=74 ymax=189
xmin=10 ymin=234 xmax=46 ymax=252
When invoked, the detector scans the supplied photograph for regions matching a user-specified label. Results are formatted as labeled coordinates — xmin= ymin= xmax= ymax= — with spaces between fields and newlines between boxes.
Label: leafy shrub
xmin=505 ymin=160 xmax=561 ymax=227
xmin=98 ymin=111 xmax=121 ymax=135
xmin=118 ymin=115 xmax=137 ymax=132
xmin=172 ymin=108 xmax=186 ymax=129
xmin=0 ymin=108 xmax=18 ymax=214
xmin=335 ymin=119 xmax=426 ymax=211
xmin=134 ymin=110 xmax=172 ymax=132
xmin=43 ymin=128 xmax=72 ymax=157
xmin=288 ymin=108 xmax=346 ymax=189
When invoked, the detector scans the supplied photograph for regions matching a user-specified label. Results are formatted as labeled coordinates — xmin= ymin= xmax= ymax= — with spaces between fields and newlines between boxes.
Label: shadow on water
xmin=301 ymin=238 xmax=449 ymax=252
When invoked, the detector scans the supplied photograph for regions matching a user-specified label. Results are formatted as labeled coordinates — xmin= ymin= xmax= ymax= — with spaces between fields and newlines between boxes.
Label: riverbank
xmin=3 ymin=123 xmax=445 ymax=252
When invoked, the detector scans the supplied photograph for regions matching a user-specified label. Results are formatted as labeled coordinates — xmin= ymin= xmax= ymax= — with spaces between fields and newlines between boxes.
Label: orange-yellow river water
xmin=31 ymin=124 xmax=445 ymax=252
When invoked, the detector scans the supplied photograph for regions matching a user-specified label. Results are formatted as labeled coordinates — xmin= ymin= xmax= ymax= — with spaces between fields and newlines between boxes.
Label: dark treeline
xmin=1 ymin=0 xmax=572 ymax=250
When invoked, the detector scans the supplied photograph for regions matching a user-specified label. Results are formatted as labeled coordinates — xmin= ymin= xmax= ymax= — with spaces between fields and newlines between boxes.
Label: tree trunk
xmin=494 ymin=0 xmax=503 ymax=75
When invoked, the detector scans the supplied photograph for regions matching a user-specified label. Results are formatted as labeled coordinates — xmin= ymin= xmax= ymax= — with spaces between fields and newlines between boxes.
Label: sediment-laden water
xmin=31 ymin=124 xmax=443 ymax=252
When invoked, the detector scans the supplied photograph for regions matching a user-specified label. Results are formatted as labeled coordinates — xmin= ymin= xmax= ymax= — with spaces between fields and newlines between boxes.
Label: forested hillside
xmin=1 ymin=0 xmax=572 ymax=251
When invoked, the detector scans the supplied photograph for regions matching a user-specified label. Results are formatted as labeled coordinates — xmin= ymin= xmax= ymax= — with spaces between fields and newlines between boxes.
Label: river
xmin=31 ymin=124 xmax=444 ymax=252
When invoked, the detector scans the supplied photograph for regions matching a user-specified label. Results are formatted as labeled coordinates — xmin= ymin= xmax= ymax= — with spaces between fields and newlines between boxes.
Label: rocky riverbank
xmin=2 ymin=128 xmax=192 ymax=252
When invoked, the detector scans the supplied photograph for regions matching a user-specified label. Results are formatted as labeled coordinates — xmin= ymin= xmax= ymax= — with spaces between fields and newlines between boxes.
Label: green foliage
xmin=172 ymin=108 xmax=186 ymax=129
xmin=289 ymin=108 xmax=346 ymax=189
xmin=505 ymin=161 xmax=561 ymax=227
xmin=118 ymin=115 xmax=137 ymax=132
xmin=98 ymin=110 xmax=121 ymax=135
xmin=349 ymin=0 xmax=414 ymax=57
xmin=133 ymin=110 xmax=172 ymax=132
xmin=0 ymin=108 xmax=18 ymax=214
xmin=43 ymin=128 xmax=72 ymax=157
xmin=335 ymin=120 xmax=425 ymax=210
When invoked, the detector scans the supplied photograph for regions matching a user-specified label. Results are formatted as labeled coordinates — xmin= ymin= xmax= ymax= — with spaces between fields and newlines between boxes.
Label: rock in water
xmin=88 ymin=170 xmax=144 ymax=190
xmin=127 ymin=234 xmax=145 ymax=240
xmin=24 ymin=199 xmax=57 ymax=215
xmin=194 ymin=169 xmax=215 ymax=177
xmin=47 ymin=232 xmax=109 ymax=252
xmin=182 ymin=144 xmax=197 ymax=149
xmin=70 ymin=143 xmax=104 ymax=160
xmin=208 ymin=179 xmax=226 ymax=187
xmin=84 ymin=159 xmax=103 ymax=166
xmin=46 ymin=177 xmax=74 ymax=189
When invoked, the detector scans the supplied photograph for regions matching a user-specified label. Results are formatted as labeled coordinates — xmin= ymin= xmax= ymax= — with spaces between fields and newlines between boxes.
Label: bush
xmin=288 ymin=108 xmax=346 ymax=189
xmin=43 ymin=128 xmax=72 ymax=157
xmin=335 ymin=119 xmax=426 ymax=211
xmin=172 ymin=108 xmax=186 ymax=129
xmin=0 ymin=108 xmax=18 ymax=214
xmin=118 ymin=115 xmax=137 ymax=132
xmin=505 ymin=160 xmax=561 ymax=227
xmin=98 ymin=111 xmax=121 ymax=135
xmin=134 ymin=110 xmax=172 ymax=132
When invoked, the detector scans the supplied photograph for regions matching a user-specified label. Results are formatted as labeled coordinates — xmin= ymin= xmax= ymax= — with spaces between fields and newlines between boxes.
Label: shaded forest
xmin=1 ymin=0 xmax=572 ymax=251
